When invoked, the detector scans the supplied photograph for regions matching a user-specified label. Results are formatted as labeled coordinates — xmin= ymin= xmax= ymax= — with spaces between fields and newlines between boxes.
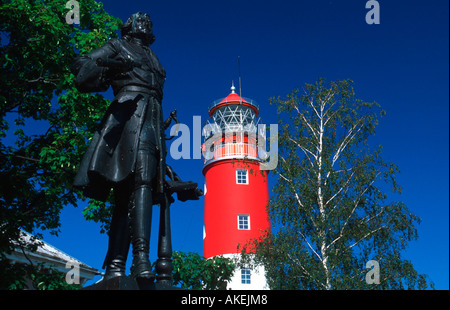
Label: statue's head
xmin=121 ymin=12 xmax=155 ymax=45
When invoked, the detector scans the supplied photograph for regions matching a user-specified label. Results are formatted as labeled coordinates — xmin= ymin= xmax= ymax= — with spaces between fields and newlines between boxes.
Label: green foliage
xmin=172 ymin=251 xmax=235 ymax=290
xmin=0 ymin=0 xmax=121 ymax=287
xmin=242 ymin=78 xmax=434 ymax=289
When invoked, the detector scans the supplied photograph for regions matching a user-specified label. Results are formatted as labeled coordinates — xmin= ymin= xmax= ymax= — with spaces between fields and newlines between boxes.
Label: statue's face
xmin=131 ymin=13 xmax=154 ymax=44
xmin=133 ymin=14 xmax=152 ymax=36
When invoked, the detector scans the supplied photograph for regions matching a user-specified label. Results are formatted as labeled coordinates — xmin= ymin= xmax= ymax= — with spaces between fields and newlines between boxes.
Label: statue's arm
xmin=70 ymin=41 xmax=118 ymax=93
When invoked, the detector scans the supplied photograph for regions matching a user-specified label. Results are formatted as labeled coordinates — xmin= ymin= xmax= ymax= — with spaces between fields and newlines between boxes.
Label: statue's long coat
xmin=71 ymin=37 xmax=166 ymax=202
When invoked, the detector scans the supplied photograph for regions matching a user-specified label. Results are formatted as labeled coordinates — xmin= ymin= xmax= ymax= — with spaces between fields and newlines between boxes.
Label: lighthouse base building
xmin=222 ymin=254 xmax=269 ymax=290
xmin=202 ymin=84 xmax=271 ymax=290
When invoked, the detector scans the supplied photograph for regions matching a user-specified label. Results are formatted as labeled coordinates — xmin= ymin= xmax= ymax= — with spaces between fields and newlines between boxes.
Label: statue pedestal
xmin=83 ymin=276 xmax=182 ymax=290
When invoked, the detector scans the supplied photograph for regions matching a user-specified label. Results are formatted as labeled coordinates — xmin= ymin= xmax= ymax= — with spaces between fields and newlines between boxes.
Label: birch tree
xmin=245 ymin=78 xmax=433 ymax=289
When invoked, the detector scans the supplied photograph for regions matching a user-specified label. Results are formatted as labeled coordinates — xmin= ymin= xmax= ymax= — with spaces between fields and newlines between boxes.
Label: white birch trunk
xmin=316 ymin=102 xmax=331 ymax=290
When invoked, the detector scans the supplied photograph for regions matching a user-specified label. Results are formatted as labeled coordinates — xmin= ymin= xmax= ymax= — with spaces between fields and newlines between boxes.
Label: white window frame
xmin=236 ymin=169 xmax=248 ymax=185
xmin=237 ymin=214 xmax=250 ymax=230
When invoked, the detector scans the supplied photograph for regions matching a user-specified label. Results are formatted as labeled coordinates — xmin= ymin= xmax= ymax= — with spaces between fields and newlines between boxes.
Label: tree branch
xmin=277 ymin=156 xmax=318 ymax=230
xmin=292 ymin=104 xmax=319 ymax=141
xmin=324 ymin=169 xmax=356 ymax=207
xmin=298 ymin=230 xmax=322 ymax=262
xmin=332 ymin=120 xmax=364 ymax=166
xmin=286 ymin=252 xmax=327 ymax=289
xmin=348 ymin=225 xmax=387 ymax=249
xmin=326 ymin=172 xmax=381 ymax=251
xmin=287 ymin=137 xmax=317 ymax=167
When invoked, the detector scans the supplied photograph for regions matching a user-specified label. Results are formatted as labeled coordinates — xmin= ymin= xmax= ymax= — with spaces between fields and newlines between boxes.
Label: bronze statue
xmin=71 ymin=12 xmax=201 ymax=289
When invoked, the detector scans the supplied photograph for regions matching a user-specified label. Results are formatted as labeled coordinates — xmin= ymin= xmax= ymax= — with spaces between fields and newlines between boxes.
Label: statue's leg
xmin=129 ymin=145 xmax=157 ymax=280
xmin=103 ymin=182 xmax=132 ymax=280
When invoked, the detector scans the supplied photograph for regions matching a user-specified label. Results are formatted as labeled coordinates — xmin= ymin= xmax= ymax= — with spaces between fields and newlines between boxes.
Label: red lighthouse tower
xmin=202 ymin=83 xmax=271 ymax=290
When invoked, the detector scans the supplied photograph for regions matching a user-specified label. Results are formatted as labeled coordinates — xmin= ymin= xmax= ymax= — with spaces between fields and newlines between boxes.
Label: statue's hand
xmin=122 ymin=58 xmax=137 ymax=71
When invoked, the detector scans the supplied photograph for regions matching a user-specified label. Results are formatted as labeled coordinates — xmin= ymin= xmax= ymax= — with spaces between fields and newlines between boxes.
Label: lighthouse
xmin=202 ymin=83 xmax=271 ymax=290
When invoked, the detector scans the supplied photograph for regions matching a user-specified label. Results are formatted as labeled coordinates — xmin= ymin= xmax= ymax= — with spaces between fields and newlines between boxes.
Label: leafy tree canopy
xmin=0 ymin=0 xmax=122 ymax=289
xmin=172 ymin=251 xmax=235 ymax=290
xmin=241 ymin=78 xmax=434 ymax=290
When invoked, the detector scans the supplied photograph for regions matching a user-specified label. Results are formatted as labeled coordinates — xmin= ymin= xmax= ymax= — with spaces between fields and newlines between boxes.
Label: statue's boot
xmin=102 ymin=187 xmax=131 ymax=281
xmin=130 ymin=184 xmax=155 ymax=280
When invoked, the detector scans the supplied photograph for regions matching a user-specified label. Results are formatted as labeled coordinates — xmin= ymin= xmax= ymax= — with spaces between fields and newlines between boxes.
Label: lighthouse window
xmin=236 ymin=169 xmax=248 ymax=184
xmin=238 ymin=214 xmax=250 ymax=230
xmin=241 ymin=268 xmax=251 ymax=284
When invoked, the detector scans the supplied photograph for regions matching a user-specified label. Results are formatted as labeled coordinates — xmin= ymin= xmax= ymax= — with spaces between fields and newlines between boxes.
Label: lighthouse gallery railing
xmin=204 ymin=142 xmax=259 ymax=165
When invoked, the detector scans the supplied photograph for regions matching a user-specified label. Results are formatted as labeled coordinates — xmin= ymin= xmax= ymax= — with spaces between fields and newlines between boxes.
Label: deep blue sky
xmin=31 ymin=0 xmax=448 ymax=288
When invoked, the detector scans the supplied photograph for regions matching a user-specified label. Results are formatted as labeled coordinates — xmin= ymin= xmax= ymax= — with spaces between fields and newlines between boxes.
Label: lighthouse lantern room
xmin=202 ymin=83 xmax=271 ymax=290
